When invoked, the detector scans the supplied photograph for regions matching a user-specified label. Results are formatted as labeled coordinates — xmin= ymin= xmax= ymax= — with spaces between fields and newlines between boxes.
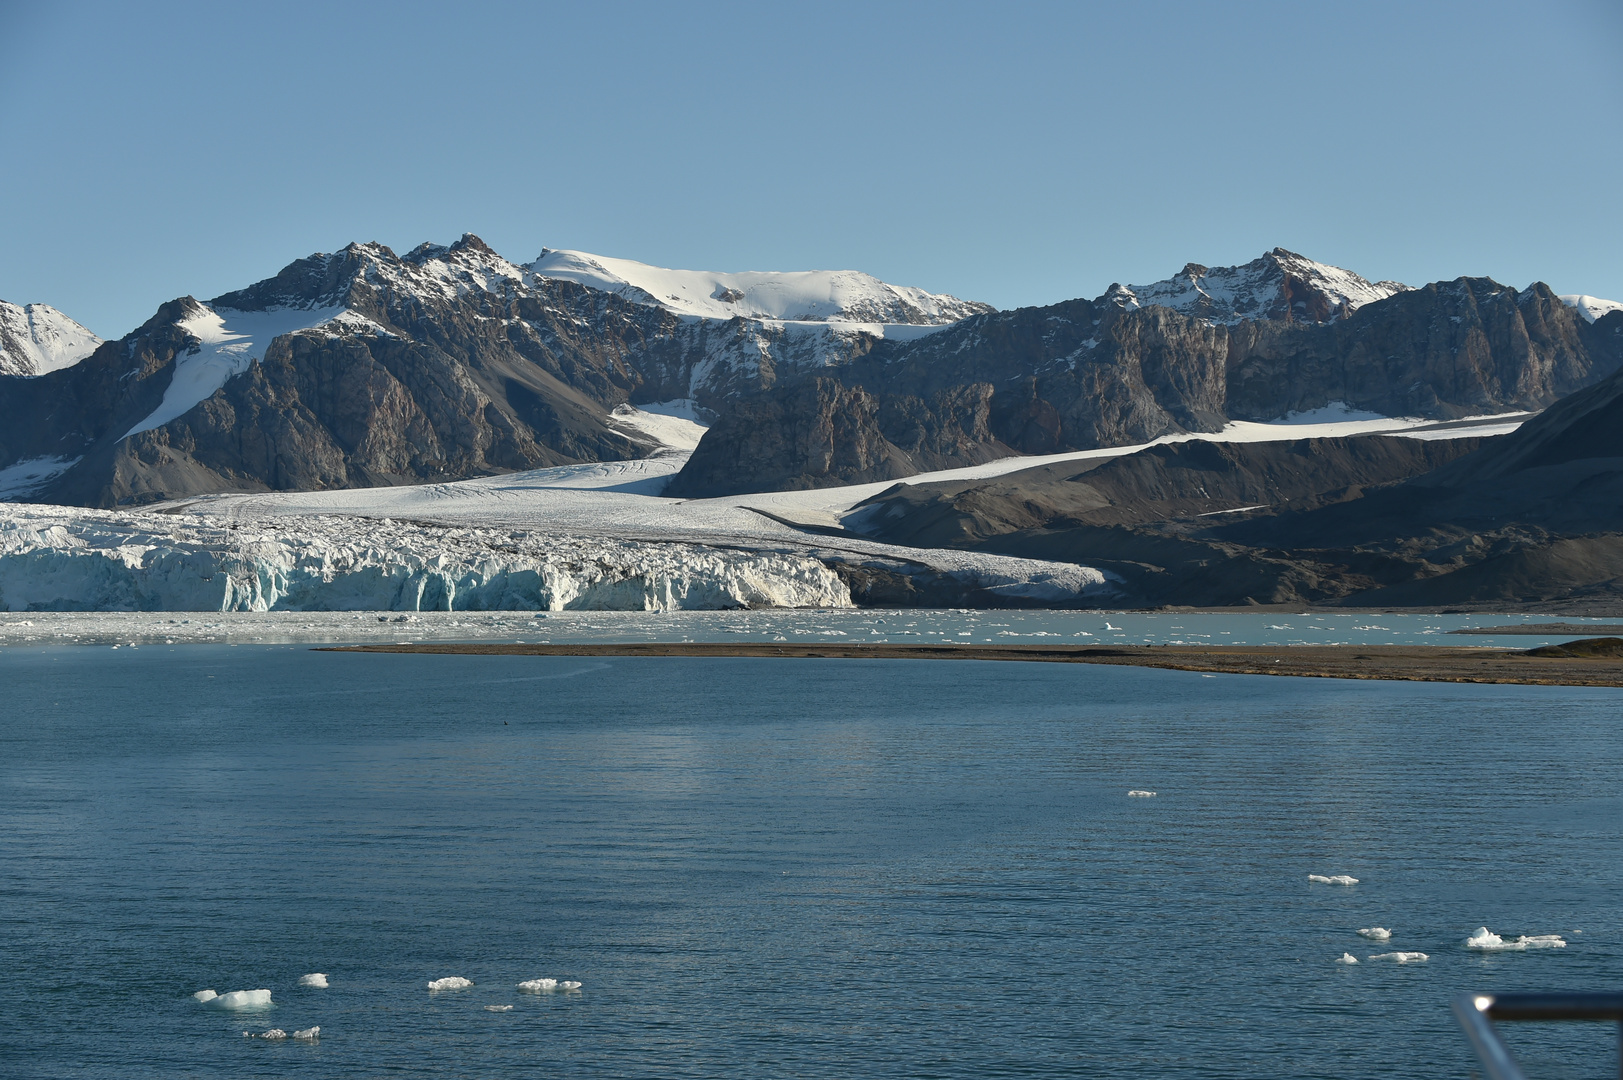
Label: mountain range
xmin=1 ymin=239 xmax=1619 ymax=516
xmin=670 ymin=249 xmax=1623 ymax=495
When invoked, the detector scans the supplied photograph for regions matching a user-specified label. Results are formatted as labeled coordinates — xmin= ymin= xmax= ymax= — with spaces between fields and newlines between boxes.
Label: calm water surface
xmin=0 ymin=645 xmax=1618 ymax=1078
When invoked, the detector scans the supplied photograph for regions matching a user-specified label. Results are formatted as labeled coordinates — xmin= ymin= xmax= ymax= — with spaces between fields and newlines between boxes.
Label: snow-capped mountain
xmin=528 ymin=249 xmax=994 ymax=326
xmin=0 ymin=301 xmax=102 ymax=376
xmin=3 ymin=235 xmax=1619 ymax=510
xmin=1106 ymin=248 xmax=1410 ymax=325
xmin=1560 ymin=294 xmax=1623 ymax=324
xmin=0 ymin=234 xmax=1002 ymax=507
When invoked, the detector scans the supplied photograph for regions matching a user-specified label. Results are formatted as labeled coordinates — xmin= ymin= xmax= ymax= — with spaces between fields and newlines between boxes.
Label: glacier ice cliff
xmin=0 ymin=505 xmax=850 ymax=612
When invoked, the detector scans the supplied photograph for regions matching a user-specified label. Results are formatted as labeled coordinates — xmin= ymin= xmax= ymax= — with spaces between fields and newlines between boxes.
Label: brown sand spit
xmin=318 ymin=640 xmax=1623 ymax=688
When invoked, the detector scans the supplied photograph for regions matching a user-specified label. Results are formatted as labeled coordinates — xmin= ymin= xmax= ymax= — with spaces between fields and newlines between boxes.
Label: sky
xmin=2 ymin=0 xmax=1619 ymax=338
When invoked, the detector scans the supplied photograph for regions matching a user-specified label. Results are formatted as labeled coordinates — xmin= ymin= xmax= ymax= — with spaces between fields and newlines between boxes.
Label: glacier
xmin=0 ymin=505 xmax=850 ymax=612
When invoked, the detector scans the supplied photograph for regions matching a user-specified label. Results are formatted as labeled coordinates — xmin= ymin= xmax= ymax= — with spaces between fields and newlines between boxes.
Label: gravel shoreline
xmin=319 ymin=641 xmax=1623 ymax=687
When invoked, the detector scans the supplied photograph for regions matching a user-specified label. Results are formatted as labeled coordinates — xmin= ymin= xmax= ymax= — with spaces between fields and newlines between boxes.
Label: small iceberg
xmin=484 ymin=1004 xmax=514 ymax=1012
xmin=1465 ymin=926 xmax=1567 ymax=951
xmin=1335 ymin=953 xmax=1359 ymax=965
xmin=193 ymin=989 xmax=218 ymax=1002
xmin=203 ymin=989 xmax=273 ymax=1010
xmin=292 ymin=1026 xmax=320 ymax=1040
xmin=560 ymin=981 xmax=582 ymax=991
xmin=517 ymin=978 xmax=557 ymax=992
xmin=1358 ymin=928 xmax=1392 ymax=940
xmin=244 ymin=1028 xmax=287 ymax=1040
xmin=1368 ymin=951 xmax=1428 ymax=963
xmin=1127 ymin=790 xmax=1156 ymax=797
xmin=1309 ymin=874 xmax=1359 ymax=885
xmin=427 ymin=976 xmax=473 ymax=991
xmin=297 ymin=973 xmax=329 ymax=988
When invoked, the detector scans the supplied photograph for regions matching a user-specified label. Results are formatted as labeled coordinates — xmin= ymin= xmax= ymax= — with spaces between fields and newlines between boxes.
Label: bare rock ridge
xmin=671 ymin=266 xmax=1623 ymax=496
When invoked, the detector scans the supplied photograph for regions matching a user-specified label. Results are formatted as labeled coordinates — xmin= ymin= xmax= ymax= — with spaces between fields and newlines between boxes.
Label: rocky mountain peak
xmin=448 ymin=233 xmax=496 ymax=256
xmin=1107 ymin=248 xmax=1411 ymax=326
xmin=0 ymin=300 xmax=104 ymax=376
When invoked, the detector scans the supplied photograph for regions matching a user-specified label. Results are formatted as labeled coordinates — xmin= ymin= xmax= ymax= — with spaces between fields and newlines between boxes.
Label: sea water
xmin=0 ymin=642 xmax=1618 ymax=1078
xmin=0 ymin=607 xmax=1611 ymax=649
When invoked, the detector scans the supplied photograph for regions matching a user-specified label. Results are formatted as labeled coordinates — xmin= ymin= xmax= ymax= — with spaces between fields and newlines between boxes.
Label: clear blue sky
xmin=2 ymin=0 xmax=1619 ymax=338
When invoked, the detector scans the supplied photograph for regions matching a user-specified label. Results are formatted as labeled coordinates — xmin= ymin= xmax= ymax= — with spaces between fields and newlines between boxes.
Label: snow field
xmin=1559 ymin=294 xmax=1623 ymax=324
xmin=527 ymin=248 xmax=985 ymax=325
xmin=124 ymin=304 xmax=346 ymax=438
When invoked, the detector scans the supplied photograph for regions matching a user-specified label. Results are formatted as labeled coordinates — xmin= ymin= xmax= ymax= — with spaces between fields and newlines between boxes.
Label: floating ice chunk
xmin=1466 ymin=926 xmax=1567 ymax=950
xmin=1309 ymin=874 xmax=1359 ymax=885
xmin=292 ymin=1026 xmax=320 ymax=1040
xmin=427 ymin=976 xmax=473 ymax=991
xmin=244 ymin=1028 xmax=287 ymax=1039
xmin=517 ymin=978 xmax=557 ymax=992
xmin=297 ymin=973 xmax=328 ymax=988
xmin=1127 ymin=790 xmax=1156 ymax=797
xmin=192 ymin=989 xmax=218 ymax=1002
xmin=1335 ymin=953 xmax=1359 ymax=965
xmin=1358 ymin=928 xmax=1392 ymax=940
xmin=1519 ymin=935 xmax=1568 ymax=949
xmin=484 ymin=1004 xmax=514 ymax=1012
xmin=205 ymin=989 xmax=273 ymax=1010
xmin=1368 ymin=952 xmax=1428 ymax=963
xmin=559 ymin=981 xmax=582 ymax=990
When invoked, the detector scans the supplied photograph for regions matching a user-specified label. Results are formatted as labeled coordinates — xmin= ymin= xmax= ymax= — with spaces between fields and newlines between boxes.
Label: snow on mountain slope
xmin=124 ymin=302 xmax=347 ymax=437
xmin=0 ymin=301 xmax=103 ymax=376
xmin=528 ymin=249 xmax=994 ymax=325
xmin=1107 ymin=248 xmax=1410 ymax=325
xmin=1560 ymin=294 xmax=1623 ymax=324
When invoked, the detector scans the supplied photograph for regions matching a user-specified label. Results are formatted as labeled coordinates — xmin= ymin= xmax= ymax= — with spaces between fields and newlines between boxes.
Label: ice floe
xmin=1335 ymin=953 xmax=1359 ymax=965
xmin=297 ymin=973 xmax=328 ymax=988
xmin=1465 ymin=926 xmax=1567 ymax=951
xmin=1357 ymin=928 xmax=1392 ymax=940
xmin=203 ymin=989 xmax=273 ymax=1010
xmin=484 ymin=1004 xmax=514 ymax=1012
xmin=1127 ymin=790 xmax=1156 ymax=797
xmin=1368 ymin=952 xmax=1428 ymax=963
xmin=427 ymin=976 xmax=473 ymax=991
xmin=559 ymin=981 xmax=582 ymax=990
xmin=1309 ymin=874 xmax=1359 ymax=885
xmin=244 ymin=1026 xmax=318 ymax=1040
xmin=516 ymin=978 xmax=557 ymax=992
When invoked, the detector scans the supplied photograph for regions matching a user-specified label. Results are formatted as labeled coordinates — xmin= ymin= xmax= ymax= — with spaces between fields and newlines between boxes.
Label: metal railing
xmin=1453 ymin=992 xmax=1623 ymax=1080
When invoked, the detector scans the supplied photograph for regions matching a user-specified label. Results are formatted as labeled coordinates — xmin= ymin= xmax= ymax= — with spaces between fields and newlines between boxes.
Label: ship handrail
xmin=1452 ymin=992 xmax=1623 ymax=1080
